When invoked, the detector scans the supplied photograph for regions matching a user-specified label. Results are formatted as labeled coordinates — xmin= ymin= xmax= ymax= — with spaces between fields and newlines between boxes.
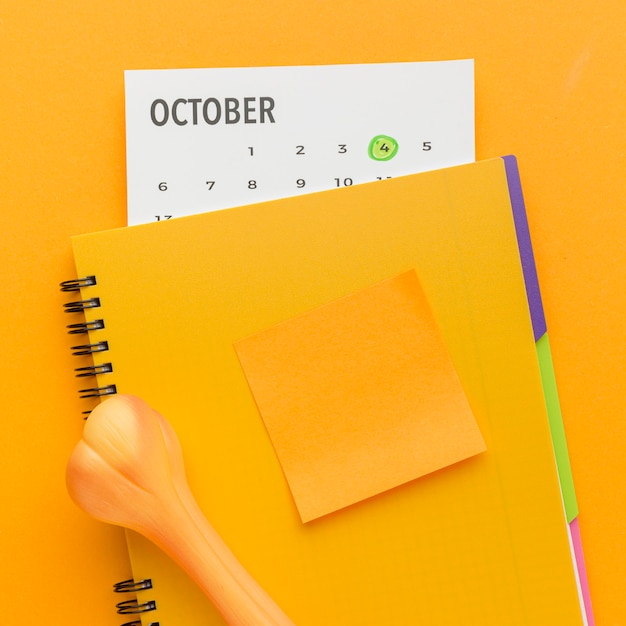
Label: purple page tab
xmin=503 ymin=155 xmax=547 ymax=341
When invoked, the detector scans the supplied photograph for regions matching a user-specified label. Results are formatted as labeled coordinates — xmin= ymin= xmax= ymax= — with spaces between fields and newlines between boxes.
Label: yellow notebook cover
xmin=68 ymin=157 xmax=584 ymax=625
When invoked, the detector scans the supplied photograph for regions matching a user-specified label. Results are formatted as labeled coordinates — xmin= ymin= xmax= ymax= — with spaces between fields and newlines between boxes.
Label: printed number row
xmin=245 ymin=142 xmax=432 ymax=156
xmin=156 ymin=176 xmax=395 ymax=193
xmin=248 ymin=145 xmax=347 ymax=156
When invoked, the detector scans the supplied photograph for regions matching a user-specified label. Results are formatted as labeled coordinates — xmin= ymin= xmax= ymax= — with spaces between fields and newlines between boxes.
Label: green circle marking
xmin=368 ymin=135 xmax=399 ymax=161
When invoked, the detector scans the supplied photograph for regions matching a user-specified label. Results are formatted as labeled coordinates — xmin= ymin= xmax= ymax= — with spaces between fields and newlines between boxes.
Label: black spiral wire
xmin=60 ymin=276 xmax=117 ymax=415
xmin=62 ymin=278 xmax=158 ymax=623
xmin=114 ymin=578 xmax=159 ymax=625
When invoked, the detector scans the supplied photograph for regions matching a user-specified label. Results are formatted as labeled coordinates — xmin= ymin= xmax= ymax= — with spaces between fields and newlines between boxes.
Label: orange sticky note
xmin=235 ymin=270 xmax=486 ymax=522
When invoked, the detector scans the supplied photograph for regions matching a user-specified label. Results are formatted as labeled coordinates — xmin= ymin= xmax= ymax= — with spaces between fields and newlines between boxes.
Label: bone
xmin=66 ymin=394 xmax=296 ymax=626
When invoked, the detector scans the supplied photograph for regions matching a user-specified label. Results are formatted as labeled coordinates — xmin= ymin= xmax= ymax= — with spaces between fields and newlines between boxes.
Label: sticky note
xmin=235 ymin=270 xmax=486 ymax=522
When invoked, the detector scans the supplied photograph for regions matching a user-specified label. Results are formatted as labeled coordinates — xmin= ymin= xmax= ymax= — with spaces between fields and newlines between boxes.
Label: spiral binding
xmin=66 ymin=319 xmax=105 ymax=334
xmin=63 ymin=297 xmax=101 ymax=313
xmin=74 ymin=362 xmax=113 ymax=377
xmin=62 ymin=279 xmax=157 ymax=624
xmin=60 ymin=275 xmax=97 ymax=291
xmin=60 ymin=275 xmax=118 ymax=415
xmin=114 ymin=578 xmax=154 ymax=593
xmin=114 ymin=578 xmax=159 ymax=626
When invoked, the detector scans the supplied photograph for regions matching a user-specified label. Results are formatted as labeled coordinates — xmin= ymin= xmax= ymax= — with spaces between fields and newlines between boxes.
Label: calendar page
xmin=125 ymin=61 xmax=474 ymax=225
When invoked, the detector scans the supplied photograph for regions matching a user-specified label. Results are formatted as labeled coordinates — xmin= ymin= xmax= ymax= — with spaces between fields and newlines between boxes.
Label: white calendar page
xmin=125 ymin=61 xmax=474 ymax=225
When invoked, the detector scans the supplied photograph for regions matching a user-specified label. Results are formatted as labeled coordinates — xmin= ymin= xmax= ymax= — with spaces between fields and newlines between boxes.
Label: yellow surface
xmin=235 ymin=270 xmax=486 ymax=523
xmin=67 ymin=159 xmax=582 ymax=624
xmin=1 ymin=2 xmax=624 ymax=624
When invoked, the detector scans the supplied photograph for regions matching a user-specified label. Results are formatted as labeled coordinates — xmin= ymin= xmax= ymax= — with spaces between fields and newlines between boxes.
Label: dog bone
xmin=66 ymin=394 xmax=295 ymax=626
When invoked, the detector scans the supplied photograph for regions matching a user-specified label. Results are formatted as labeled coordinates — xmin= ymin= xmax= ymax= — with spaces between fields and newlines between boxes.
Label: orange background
xmin=0 ymin=2 xmax=623 ymax=623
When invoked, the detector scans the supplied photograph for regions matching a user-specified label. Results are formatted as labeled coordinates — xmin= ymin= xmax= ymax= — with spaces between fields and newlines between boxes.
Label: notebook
xmin=62 ymin=157 xmax=589 ymax=625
